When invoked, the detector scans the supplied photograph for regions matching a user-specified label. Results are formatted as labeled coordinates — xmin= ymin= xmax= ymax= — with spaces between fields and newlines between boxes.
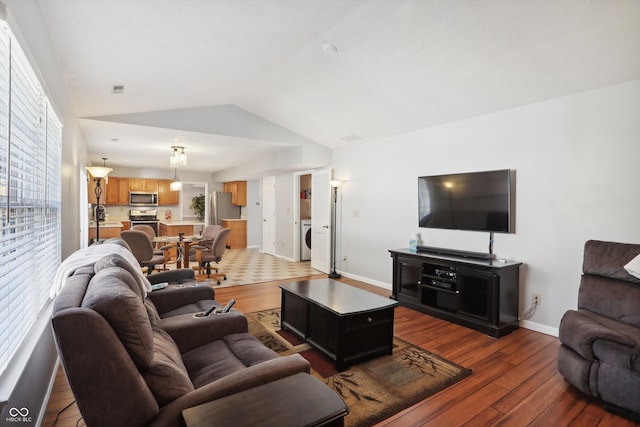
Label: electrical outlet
xmin=533 ymin=293 xmax=541 ymax=305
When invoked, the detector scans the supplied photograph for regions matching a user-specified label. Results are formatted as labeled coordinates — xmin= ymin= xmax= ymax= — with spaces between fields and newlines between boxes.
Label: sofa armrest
xmin=147 ymin=285 xmax=215 ymax=315
xmin=148 ymin=354 xmax=311 ymax=427
xmin=158 ymin=310 xmax=248 ymax=353
xmin=148 ymin=269 xmax=196 ymax=284
xmin=559 ymin=310 xmax=636 ymax=360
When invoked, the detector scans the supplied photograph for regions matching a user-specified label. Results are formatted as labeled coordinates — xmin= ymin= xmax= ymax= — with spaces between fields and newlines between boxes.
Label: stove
xmin=129 ymin=209 xmax=160 ymax=235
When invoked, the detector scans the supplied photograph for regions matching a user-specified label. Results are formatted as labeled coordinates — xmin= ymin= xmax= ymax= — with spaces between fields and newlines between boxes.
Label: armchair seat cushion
xmin=183 ymin=333 xmax=280 ymax=388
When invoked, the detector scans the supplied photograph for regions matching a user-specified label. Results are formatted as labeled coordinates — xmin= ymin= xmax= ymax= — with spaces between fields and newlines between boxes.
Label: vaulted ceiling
xmin=34 ymin=0 xmax=640 ymax=174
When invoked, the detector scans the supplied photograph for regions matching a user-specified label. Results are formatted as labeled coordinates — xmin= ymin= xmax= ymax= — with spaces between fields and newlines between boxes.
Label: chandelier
xmin=169 ymin=146 xmax=187 ymax=168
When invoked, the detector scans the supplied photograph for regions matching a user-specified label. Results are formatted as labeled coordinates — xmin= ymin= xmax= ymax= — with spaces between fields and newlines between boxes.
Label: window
xmin=0 ymin=22 xmax=62 ymax=376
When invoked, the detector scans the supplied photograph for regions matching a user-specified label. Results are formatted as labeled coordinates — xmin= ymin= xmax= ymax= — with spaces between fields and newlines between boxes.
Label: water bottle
xmin=409 ymin=234 xmax=418 ymax=253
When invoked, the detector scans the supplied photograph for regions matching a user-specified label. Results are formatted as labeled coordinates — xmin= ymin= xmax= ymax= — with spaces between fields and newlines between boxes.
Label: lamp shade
xmin=86 ymin=166 xmax=112 ymax=179
xmin=330 ymin=179 xmax=342 ymax=188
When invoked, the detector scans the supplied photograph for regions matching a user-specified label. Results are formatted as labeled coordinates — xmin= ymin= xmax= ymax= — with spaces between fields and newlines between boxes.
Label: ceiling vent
xmin=112 ymin=85 xmax=125 ymax=94
xmin=341 ymin=134 xmax=362 ymax=143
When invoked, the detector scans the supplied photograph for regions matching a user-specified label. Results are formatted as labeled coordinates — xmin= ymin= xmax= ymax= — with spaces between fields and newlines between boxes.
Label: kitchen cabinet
xmin=105 ymin=177 xmax=130 ymax=205
xmin=87 ymin=175 xmax=109 ymax=205
xmin=223 ymin=219 xmax=247 ymax=248
xmin=88 ymin=223 xmax=123 ymax=243
xmin=224 ymin=181 xmax=247 ymax=206
xmin=158 ymin=179 xmax=179 ymax=205
xmin=158 ymin=222 xmax=196 ymax=237
xmin=129 ymin=178 xmax=158 ymax=192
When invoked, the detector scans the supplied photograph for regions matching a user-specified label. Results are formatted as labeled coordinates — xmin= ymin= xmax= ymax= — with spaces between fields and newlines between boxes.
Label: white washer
xmin=300 ymin=220 xmax=312 ymax=260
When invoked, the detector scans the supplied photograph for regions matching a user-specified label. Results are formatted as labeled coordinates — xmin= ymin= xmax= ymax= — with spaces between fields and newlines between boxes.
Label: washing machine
xmin=300 ymin=220 xmax=312 ymax=261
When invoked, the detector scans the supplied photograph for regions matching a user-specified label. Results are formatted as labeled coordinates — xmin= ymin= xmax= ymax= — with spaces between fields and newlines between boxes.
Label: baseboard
xmin=339 ymin=271 xmax=392 ymax=291
xmin=519 ymin=319 xmax=558 ymax=337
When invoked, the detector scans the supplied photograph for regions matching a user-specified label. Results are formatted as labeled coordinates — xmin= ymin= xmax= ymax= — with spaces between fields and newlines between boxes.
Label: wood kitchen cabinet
xmin=158 ymin=223 xmax=195 ymax=237
xmin=87 ymin=174 xmax=112 ymax=205
xmin=158 ymin=179 xmax=179 ymax=205
xmin=224 ymin=181 xmax=247 ymax=206
xmin=105 ymin=177 xmax=130 ymax=205
xmin=129 ymin=178 xmax=158 ymax=192
xmin=223 ymin=219 xmax=247 ymax=248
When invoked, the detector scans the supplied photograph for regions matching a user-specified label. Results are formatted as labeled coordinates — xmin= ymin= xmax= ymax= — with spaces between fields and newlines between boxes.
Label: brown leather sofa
xmin=51 ymin=252 xmax=310 ymax=427
xmin=558 ymin=240 xmax=640 ymax=421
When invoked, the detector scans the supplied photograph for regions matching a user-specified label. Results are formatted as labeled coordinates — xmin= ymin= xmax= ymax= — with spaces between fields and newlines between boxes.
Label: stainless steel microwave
xmin=129 ymin=191 xmax=158 ymax=206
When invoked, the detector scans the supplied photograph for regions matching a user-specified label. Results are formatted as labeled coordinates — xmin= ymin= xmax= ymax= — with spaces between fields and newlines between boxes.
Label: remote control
xmin=202 ymin=304 xmax=217 ymax=316
xmin=220 ymin=299 xmax=235 ymax=313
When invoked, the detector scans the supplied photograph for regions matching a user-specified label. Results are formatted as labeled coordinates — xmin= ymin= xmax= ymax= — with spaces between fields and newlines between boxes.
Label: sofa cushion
xmin=579 ymin=275 xmax=640 ymax=328
xmin=143 ymin=327 xmax=194 ymax=405
xmin=82 ymin=267 xmax=154 ymax=369
xmin=181 ymin=333 xmax=278 ymax=388
xmin=583 ymin=240 xmax=640 ymax=283
xmin=94 ymin=254 xmax=150 ymax=300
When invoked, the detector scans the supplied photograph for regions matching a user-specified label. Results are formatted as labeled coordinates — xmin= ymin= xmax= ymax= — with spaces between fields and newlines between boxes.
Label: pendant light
xmin=170 ymin=167 xmax=182 ymax=191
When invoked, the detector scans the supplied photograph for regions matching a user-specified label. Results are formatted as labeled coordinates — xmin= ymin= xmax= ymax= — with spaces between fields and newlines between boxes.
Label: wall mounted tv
xmin=418 ymin=169 xmax=514 ymax=233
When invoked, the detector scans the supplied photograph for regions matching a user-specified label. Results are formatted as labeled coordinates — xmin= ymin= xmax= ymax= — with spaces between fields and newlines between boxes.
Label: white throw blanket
xmin=50 ymin=243 xmax=152 ymax=298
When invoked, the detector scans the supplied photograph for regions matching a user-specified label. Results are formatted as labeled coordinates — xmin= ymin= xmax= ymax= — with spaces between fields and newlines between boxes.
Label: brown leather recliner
xmin=51 ymin=253 xmax=310 ymax=427
xmin=558 ymin=240 xmax=640 ymax=421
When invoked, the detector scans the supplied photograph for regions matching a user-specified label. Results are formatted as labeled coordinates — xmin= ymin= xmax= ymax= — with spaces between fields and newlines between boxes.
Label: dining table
xmin=153 ymin=235 xmax=204 ymax=269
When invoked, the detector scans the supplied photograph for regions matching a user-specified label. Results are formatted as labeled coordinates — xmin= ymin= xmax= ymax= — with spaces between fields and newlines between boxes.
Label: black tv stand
xmin=417 ymin=245 xmax=493 ymax=261
xmin=389 ymin=248 xmax=521 ymax=337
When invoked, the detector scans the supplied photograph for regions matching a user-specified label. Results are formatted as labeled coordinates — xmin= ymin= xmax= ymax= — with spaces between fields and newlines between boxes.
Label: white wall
xmin=246 ymin=180 xmax=261 ymax=247
xmin=275 ymin=174 xmax=295 ymax=259
xmin=332 ymin=79 xmax=640 ymax=333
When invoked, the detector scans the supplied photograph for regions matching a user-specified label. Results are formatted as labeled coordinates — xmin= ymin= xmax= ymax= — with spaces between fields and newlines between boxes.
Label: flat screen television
xmin=418 ymin=169 xmax=513 ymax=233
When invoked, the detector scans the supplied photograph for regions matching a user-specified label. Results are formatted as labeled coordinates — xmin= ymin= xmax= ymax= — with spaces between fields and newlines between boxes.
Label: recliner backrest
xmin=579 ymin=239 xmax=640 ymax=327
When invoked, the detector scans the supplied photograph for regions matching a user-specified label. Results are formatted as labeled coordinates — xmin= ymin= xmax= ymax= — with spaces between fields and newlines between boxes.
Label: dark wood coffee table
xmin=279 ymin=279 xmax=398 ymax=370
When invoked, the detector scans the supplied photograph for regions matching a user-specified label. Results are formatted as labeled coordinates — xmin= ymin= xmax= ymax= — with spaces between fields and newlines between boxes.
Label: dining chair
xmin=120 ymin=230 xmax=171 ymax=274
xmin=190 ymin=228 xmax=231 ymax=284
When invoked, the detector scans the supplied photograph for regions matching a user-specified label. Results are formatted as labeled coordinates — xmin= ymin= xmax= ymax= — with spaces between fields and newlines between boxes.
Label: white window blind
xmin=0 ymin=23 xmax=62 ymax=376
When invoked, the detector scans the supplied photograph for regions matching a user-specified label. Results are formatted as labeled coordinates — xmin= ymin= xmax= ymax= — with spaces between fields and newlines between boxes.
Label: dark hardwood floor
xmin=42 ymin=275 xmax=639 ymax=427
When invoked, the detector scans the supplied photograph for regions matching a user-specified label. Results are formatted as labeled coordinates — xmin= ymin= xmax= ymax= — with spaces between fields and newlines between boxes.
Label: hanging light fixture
xmin=169 ymin=146 xmax=187 ymax=168
xmin=170 ymin=167 xmax=182 ymax=191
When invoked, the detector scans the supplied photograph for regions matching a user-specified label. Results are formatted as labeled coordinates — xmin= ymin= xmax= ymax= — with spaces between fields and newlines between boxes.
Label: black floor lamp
xmin=86 ymin=163 xmax=112 ymax=243
xmin=329 ymin=179 xmax=342 ymax=279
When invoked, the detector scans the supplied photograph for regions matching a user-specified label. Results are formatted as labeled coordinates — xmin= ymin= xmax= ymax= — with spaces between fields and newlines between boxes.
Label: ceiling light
xmin=323 ymin=43 xmax=338 ymax=54
xmin=170 ymin=168 xmax=182 ymax=191
xmin=169 ymin=146 xmax=187 ymax=168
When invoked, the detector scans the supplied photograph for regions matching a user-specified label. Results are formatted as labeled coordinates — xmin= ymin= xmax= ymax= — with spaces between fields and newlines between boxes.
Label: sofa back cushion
xmin=580 ymin=240 xmax=640 ymax=327
xmin=143 ymin=327 xmax=194 ymax=405
xmin=82 ymin=267 xmax=154 ymax=369
xmin=94 ymin=253 xmax=150 ymax=299
xmin=582 ymin=240 xmax=640 ymax=282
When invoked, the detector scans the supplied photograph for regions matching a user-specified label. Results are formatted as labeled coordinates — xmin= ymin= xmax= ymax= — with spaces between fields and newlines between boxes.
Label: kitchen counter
xmin=89 ymin=222 xmax=125 ymax=228
xmin=222 ymin=219 xmax=246 ymax=248
xmin=89 ymin=222 xmax=124 ymax=243
xmin=158 ymin=221 xmax=204 ymax=237
xmin=158 ymin=220 xmax=205 ymax=226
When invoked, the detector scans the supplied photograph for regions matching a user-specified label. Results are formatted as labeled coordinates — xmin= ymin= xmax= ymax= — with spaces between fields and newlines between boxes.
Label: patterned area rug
xmin=193 ymin=247 xmax=323 ymax=287
xmin=246 ymin=308 xmax=473 ymax=427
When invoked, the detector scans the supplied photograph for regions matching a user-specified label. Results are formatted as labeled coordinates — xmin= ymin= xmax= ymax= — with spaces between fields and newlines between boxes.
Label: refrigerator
xmin=209 ymin=192 xmax=241 ymax=225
